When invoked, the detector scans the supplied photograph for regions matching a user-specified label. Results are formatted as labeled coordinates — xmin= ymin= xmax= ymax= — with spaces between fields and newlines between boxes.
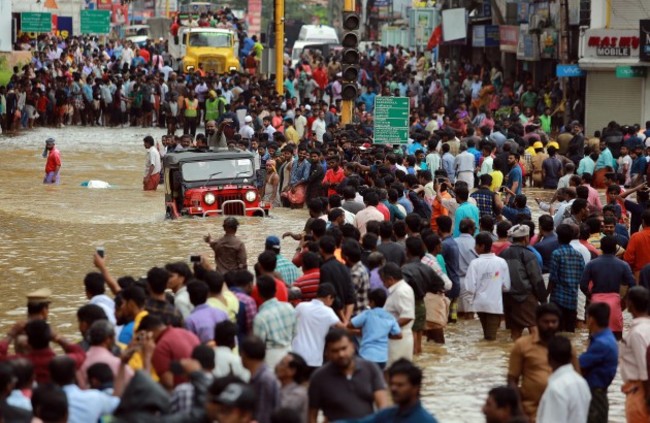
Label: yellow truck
xmin=169 ymin=27 xmax=240 ymax=74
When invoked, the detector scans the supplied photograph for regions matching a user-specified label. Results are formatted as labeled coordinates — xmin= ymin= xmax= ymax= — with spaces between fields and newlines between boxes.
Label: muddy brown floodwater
xmin=0 ymin=127 xmax=627 ymax=422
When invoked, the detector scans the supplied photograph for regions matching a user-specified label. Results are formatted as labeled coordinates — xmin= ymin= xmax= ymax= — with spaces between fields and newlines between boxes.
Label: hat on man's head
xmin=244 ymin=115 xmax=253 ymax=123
xmin=214 ymin=383 xmax=256 ymax=410
xmin=265 ymin=236 xmax=281 ymax=251
xmin=508 ymin=224 xmax=530 ymax=239
xmin=45 ymin=138 xmax=56 ymax=144
xmin=547 ymin=141 xmax=560 ymax=150
xmin=532 ymin=141 xmax=543 ymax=149
xmin=27 ymin=288 xmax=52 ymax=305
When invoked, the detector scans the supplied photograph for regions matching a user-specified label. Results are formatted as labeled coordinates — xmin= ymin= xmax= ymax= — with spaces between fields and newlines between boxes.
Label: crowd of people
xmin=9 ymin=6 xmax=650 ymax=422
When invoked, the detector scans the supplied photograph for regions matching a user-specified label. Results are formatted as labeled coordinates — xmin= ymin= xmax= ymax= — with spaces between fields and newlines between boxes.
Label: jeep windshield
xmin=188 ymin=32 xmax=232 ymax=48
xmin=181 ymin=159 xmax=254 ymax=182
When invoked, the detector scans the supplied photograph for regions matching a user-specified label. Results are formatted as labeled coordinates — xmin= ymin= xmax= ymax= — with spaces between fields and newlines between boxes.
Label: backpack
xmin=408 ymin=191 xmax=432 ymax=222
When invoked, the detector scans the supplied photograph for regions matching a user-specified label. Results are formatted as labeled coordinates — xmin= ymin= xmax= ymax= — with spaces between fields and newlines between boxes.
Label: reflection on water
xmin=0 ymin=127 xmax=625 ymax=422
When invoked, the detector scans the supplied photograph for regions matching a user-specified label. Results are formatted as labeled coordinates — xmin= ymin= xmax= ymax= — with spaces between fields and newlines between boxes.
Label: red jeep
xmin=163 ymin=150 xmax=270 ymax=218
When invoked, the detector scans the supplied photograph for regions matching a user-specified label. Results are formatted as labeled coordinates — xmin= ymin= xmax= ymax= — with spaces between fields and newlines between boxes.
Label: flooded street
xmin=0 ymin=127 xmax=625 ymax=422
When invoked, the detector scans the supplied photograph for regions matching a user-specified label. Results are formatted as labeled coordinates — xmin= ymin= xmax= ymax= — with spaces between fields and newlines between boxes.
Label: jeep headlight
xmin=204 ymin=192 xmax=216 ymax=205
xmin=245 ymin=190 xmax=257 ymax=202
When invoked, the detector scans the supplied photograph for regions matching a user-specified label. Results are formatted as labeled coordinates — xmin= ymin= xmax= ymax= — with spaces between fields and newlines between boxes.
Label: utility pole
xmin=341 ymin=0 xmax=357 ymax=125
xmin=559 ymin=0 xmax=570 ymax=127
xmin=275 ymin=0 xmax=284 ymax=95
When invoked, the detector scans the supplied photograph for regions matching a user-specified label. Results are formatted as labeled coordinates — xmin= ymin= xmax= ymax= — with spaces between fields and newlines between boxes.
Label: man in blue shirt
xmin=289 ymin=146 xmax=311 ymax=188
xmin=453 ymin=185 xmax=480 ymax=238
xmin=505 ymin=152 xmax=523 ymax=205
xmin=549 ymin=224 xmax=586 ymax=333
xmin=436 ymin=216 xmax=460 ymax=323
xmin=350 ymin=288 xmax=402 ymax=368
xmin=533 ymin=215 xmax=559 ymax=273
xmin=579 ymin=235 xmax=635 ymax=340
xmin=579 ymin=302 xmax=618 ymax=423
xmin=501 ymin=194 xmax=532 ymax=223
xmin=358 ymin=86 xmax=377 ymax=113
xmin=351 ymin=359 xmax=439 ymax=423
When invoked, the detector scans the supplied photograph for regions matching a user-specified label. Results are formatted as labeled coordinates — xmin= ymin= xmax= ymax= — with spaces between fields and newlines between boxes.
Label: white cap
xmin=305 ymin=104 xmax=312 ymax=111
xmin=244 ymin=116 xmax=253 ymax=123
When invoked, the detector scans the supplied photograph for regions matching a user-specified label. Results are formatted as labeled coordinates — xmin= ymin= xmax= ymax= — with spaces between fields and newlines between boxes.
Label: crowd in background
xmin=8 ymin=7 xmax=650 ymax=423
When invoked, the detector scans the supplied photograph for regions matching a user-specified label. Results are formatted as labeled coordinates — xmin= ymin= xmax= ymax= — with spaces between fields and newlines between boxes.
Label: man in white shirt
xmin=143 ymin=135 xmax=162 ymax=191
xmin=263 ymin=116 xmax=276 ymax=140
xmin=465 ymin=232 xmax=510 ymax=340
xmin=239 ymin=116 xmax=255 ymax=140
xmin=454 ymin=144 xmax=476 ymax=189
xmin=354 ymin=191 xmax=386 ymax=237
xmin=213 ymin=321 xmax=250 ymax=381
xmin=291 ymin=283 xmax=344 ymax=369
xmin=381 ymin=263 xmax=415 ymax=366
xmin=553 ymin=189 xmax=576 ymax=229
xmin=295 ymin=109 xmax=308 ymax=139
xmin=84 ymin=272 xmax=116 ymax=325
xmin=312 ymin=111 xmax=327 ymax=143
xmin=618 ymin=286 xmax=650 ymax=422
xmin=537 ymin=336 xmax=591 ymax=423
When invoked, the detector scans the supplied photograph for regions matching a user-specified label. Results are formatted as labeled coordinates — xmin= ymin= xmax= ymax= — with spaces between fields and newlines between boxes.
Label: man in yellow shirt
xmin=204 ymin=271 xmax=240 ymax=322
xmin=283 ymin=117 xmax=300 ymax=144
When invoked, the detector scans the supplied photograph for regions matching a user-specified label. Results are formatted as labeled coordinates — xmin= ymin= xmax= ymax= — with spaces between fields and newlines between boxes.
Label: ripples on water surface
xmin=0 ymin=127 xmax=626 ymax=422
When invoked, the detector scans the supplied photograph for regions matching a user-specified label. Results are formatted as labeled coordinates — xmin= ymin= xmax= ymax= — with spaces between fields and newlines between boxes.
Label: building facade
xmin=579 ymin=0 xmax=650 ymax=134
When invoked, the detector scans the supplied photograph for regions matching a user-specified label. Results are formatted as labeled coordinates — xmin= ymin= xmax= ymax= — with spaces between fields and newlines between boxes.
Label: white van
xmin=292 ymin=25 xmax=340 ymax=68
xmin=297 ymin=25 xmax=339 ymax=43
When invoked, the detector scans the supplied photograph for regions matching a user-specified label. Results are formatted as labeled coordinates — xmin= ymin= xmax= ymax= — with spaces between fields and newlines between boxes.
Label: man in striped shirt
xmin=265 ymin=236 xmax=301 ymax=285
xmin=293 ymin=252 xmax=321 ymax=302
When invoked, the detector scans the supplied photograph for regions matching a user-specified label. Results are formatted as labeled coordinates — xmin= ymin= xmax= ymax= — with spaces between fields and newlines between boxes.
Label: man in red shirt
xmin=312 ymin=62 xmax=328 ymax=92
xmin=0 ymin=320 xmax=85 ymax=384
xmin=251 ymin=250 xmax=289 ymax=306
xmin=138 ymin=314 xmax=200 ymax=390
xmin=323 ymin=156 xmax=345 ymax=197
xmin=43 ymin=138 xmax=61 ymax=184
xmin=139 ymin=47 xmax=151 ymax=63
xmin=293 ymin=251 xmax=321 ymax=302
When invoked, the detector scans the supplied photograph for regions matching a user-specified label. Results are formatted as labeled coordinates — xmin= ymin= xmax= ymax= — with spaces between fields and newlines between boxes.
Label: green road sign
xmin=616 ymin=66 xmax=647 ymax=78
xmin=21 ymin=12 xmax=52 ymax=33
xmin=81 ymin=10 xmax=111 ymax=34
xmin=373 ymin=96 xmax=410 ymax=144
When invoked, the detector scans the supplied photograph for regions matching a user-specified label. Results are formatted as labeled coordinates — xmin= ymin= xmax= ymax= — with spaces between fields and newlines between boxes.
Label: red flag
xmin=426 ymin=25 xmax=442 ymax=50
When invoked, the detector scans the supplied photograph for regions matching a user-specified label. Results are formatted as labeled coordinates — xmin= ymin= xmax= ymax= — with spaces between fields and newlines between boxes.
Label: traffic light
xmin=341 ymin=11 xmax=360 ymax=101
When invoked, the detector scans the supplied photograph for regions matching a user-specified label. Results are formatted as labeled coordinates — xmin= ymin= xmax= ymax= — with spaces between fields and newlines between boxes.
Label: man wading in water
xmin=43 ymin=138 xmax=61 ymax=184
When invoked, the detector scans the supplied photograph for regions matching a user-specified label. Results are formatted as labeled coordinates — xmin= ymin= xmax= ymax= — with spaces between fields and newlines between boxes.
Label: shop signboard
xmin=583 ymin=29 xmax=640 ymax=58
xmin=499 ymin=25 xmax=518 ymax=53
xmin=473 ymin=25 xmax=499 ymax=48
xmin=373 ymin=97 xmax=409 ymax=145
xmin=556 ymin=64 xmax=585 ymax=77
xmin=517 ymin=24 xmax=539 ymax=61
xmin=616 ymin=66 xmax=647 ymax=78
